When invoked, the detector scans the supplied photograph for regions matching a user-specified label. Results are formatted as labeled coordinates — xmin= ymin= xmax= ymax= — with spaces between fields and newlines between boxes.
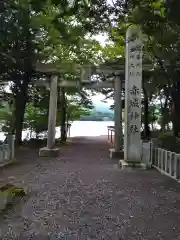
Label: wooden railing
xmin=107 ymin=126 xmax=115 ymax=145
xmin=66 ymin=124 xmax=71 ymax=138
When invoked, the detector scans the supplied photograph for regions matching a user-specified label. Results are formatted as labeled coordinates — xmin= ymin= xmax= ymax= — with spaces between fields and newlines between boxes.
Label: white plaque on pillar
xmin=124 ymin=25 xmax=143 ymax=162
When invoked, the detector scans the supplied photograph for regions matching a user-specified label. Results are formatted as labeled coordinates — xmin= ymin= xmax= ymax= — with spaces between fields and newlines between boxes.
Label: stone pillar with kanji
xmin=120 ymin=25 xmax=144 ymax=168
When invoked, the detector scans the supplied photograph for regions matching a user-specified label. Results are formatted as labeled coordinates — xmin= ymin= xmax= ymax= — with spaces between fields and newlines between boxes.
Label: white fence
xmin=141 ymin=140 xmax=180 ymax=181
xmin=0 ymin=135 xmax=15 ymax=164
xmin=0 ymin=144 xmax=10 ymax=163
xmin=153 ymin=148 xmax=180 ymax=180
xmin=141 ymin=141 xmax=152 ymax=167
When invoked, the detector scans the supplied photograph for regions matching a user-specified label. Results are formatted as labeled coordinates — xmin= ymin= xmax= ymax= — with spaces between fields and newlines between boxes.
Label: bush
xmin=157 ymin=131 xmax=180 ymax=153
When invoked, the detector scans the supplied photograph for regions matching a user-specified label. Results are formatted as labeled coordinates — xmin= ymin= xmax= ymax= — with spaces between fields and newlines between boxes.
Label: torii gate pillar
xmin=39 ymin=75 xmax=60 ymax=157
xmin=109 ymin=76 xmax=124 ymax=159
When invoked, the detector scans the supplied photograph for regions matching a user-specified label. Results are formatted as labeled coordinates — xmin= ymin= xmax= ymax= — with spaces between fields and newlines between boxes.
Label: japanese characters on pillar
xmin=124 ymin=25 xmax=143 ymax=162
xmin=128 ymin=87 xmax=141 ymax=135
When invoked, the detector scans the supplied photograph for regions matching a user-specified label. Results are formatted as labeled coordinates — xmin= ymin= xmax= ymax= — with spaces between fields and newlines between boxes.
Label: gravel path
xmin=0 ymin=136 xmax=180 ymax=239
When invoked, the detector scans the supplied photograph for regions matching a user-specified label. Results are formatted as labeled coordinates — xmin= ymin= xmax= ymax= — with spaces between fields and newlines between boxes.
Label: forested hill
xmin=80 ymin=104 xmax=114 ymax=121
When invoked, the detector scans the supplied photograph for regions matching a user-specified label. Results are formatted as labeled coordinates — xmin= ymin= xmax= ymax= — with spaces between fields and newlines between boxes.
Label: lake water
xmin=0 ymin=120 xmax=162 ymax=141
xmin=0 ymin=121 xmax=115 ymax=141
xmin=62 ymin=121 xmax=114 ymax=138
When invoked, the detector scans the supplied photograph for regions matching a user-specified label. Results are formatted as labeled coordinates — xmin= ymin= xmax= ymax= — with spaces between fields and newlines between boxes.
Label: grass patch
xmin=157 ymin=132 xmax=180 ymax=153
xmin=0 ymin=184 xmax=26 ymax=196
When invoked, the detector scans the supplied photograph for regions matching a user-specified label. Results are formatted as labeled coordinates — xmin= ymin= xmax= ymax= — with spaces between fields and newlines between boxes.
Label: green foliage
xmin=23 ymin=89 xmax=93 ymax=137
xmin=24 ymin=104 xmax=48 ymax=136
xmin=0 ymin=0 xmax=108 ymax=144
xmin=97 ymin=0 xmax=180 ymax=138
xmin=66 ymin=92 xmax=93 ymax=123
xmin=157 ymin=132 xmax=180 ymax=153
xmin=67 ymin=104 xmax=91 ymax=122
xmin=2 ymin=0 xmax=180 ymax=143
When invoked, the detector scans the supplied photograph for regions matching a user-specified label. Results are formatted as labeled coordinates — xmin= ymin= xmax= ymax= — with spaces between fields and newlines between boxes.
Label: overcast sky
xmin=91 ymin=34 xmax=113 ymax=105
xmin=91 ymin=93 xmax=114 ymax=105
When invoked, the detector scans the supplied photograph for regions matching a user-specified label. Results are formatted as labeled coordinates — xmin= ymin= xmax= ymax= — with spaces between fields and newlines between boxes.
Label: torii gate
xmin=35 ymin=62 xmax=125 ymax=158
xmin=35 ymin=25 xmax=150 ymax=168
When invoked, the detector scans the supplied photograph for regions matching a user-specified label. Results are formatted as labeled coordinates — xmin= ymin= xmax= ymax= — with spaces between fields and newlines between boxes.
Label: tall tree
xmin=0 ymin=0 xmax=110 ymax=144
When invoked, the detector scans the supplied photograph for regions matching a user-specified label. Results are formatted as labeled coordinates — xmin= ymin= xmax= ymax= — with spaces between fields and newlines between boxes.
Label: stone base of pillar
xmin=39 ymin=147 xmax=60 ymax=157
xmin=109 ymin=148 xmax=124 ymax=159
xmin=119 ymin=159 xmax=150 ymax=170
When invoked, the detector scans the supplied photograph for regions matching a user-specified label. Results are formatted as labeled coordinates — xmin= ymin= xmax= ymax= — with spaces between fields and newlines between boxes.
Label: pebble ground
xmin=0 ymin=136 xmax=180 ymax=239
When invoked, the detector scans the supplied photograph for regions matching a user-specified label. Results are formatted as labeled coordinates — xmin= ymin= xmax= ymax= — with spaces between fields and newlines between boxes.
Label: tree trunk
xmin=13 ymin=9 xmax=33 ymax=145
xmin=172 ymin=101 xmax=180 ymax=137
xmin=14 ymin=79 xmax=29 ymax=145
xmin=152 ymin=108 xmax=155 ymax=131
xmin=60 ymin=87 xmax=67 ymax=142
xmin=171 ymin=84 xmax=180 ymax=137
xmin=143 ymin=88 xmax=150 ymax=139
